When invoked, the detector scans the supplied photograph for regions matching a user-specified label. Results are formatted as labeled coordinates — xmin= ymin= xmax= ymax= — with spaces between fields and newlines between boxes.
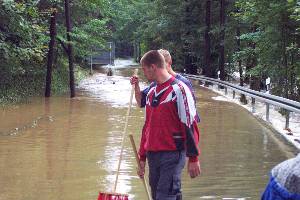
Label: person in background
xmin=130 ymin=49 xmax=200 ymax=123
xmin=261 ymin=153 xmax=300 ymax=200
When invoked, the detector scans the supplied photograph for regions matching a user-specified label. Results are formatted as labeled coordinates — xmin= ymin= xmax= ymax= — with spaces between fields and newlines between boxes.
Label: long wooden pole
xmin=129 ymin=134 xmax=152 ymax=200
xmin=113 ymin=69 xmax=138 ymax=192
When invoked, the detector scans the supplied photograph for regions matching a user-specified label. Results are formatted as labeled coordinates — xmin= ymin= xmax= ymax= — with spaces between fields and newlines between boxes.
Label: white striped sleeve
xmin=172 ymin=82 xmax=197 ymax=127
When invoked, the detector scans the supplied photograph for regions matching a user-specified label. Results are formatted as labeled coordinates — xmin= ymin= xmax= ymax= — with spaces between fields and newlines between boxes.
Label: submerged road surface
xmin=0 ymin=63 xmax=296 ymax=200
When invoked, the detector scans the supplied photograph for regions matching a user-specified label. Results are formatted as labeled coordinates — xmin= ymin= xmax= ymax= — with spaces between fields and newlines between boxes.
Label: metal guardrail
xmin=184 ymin=74 xmax=300 ymax=129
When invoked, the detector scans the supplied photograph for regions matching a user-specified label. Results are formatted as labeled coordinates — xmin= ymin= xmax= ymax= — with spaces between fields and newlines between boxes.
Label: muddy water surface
xmin=0 ymin=63 xmax=296 ymax=200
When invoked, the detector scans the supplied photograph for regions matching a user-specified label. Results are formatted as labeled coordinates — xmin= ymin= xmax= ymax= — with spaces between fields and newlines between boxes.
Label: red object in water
xmin=98 ymin=192 xmax=129 ymax=200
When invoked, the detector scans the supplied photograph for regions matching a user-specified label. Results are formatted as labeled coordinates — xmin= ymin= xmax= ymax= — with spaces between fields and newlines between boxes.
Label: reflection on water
xmin=0 ymin=65 xmax=296 ymax=200
xmin=78 ymin=73 xmax=145 ymax=108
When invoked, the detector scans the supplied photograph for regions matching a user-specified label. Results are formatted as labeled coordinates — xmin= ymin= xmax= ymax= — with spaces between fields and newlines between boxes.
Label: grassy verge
xmin=0 ymin=60 xmax=89 ymax=105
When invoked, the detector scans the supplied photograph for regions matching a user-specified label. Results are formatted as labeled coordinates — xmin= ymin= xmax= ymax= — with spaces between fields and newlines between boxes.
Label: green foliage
xmin=233 ymin=0 xmax=300 ymax=100
xmin=1 ymin=0 xmax=299 ymax=103
xmin=109 ymin=0 xmax=299 ymax=100
xmin=0 ymin=57 xmax=89 ymax=104
xmin=0 ymin=0 xmax=108 ymax=104
xmin=72 ymin=18 xmax=110 ymax=57
xmin=60 ymin=0 xmax=111 ymax=59
xmin=0 ymin=0 xmax=48 ymax=103
xmin=0 ymin=0 xmax=48 ymax=66
xmin=50 ymin=59 xmax=89 ymax=95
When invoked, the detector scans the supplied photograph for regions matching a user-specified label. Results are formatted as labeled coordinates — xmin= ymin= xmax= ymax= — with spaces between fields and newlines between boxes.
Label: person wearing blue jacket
xmin=262 ymin=153 xmax=300 ymax=200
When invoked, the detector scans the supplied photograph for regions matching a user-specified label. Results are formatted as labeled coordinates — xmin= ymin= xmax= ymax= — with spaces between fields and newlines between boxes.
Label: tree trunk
xmin=236 ymin=21 xmax=247 ymax=104
xmin=289 ymin=35 xmax=296 ymax=100
xmin=183 ymin=0 xmax=197 ymax=74
xmin=250 ymin=76 xmax=261 ymax=91
xmin=247 ymin=26 xmax=260 ymax=90
xmin=219 ymin=0 xmax=225 ymax=81
xmin=248 ymin=53 xmax=261 ymax=91
xmin=281 ymin=13 xmax=289 ymax=99
xmin=204 ymin=0 xmax=212 ymax=77
xmin=133 ymin=41 xmax=140 ymax=62
xmin=236 ymin=26 xmax=243 ymax=86
xmin=133 ymin=41 xmax=137 ymax=62
xmin=137 ymin=42 xmax=141 ymax=61
xmin=45 ymin=8 xmax=57 ymax=97
xmin=65 ymin=0 xmax=75 ymax=98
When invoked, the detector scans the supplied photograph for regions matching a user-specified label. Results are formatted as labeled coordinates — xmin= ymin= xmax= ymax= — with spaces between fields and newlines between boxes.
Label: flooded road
xmin=0 ymin=62 xmax=296 ymax=200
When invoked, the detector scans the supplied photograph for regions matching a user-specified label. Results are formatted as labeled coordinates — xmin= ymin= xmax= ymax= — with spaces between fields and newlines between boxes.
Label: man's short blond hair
xmin=158 ymin=49 xmax=172 ymax=64
xmin=140 ymin=50 xmax=165 ymax=68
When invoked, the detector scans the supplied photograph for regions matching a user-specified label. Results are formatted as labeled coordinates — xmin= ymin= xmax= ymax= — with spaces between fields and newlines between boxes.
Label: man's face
xmin=142 ymin=64 xmax=155 ymax=82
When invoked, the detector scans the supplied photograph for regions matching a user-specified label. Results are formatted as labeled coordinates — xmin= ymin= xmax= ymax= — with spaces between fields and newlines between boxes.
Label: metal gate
xmin=89 ymin=42 xmax=115 ymax=65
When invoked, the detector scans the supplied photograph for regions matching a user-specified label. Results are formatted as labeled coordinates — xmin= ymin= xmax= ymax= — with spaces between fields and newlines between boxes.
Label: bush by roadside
xmin=0 ymin=59 xmax=89 ymax=105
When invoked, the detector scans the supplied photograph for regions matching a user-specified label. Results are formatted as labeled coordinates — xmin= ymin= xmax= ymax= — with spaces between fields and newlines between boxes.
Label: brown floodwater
xmin=0 ymin=63 xmax=297 ymax=200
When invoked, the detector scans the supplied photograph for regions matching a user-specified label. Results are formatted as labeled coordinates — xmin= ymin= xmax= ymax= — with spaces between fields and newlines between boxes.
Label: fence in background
xmin=184 ymin=74 xmax=300 ymax=129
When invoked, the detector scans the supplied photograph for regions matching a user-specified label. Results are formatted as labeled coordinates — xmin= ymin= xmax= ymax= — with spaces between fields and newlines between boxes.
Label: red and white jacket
xmin=139 ymin=76 xmax=200 ymax=162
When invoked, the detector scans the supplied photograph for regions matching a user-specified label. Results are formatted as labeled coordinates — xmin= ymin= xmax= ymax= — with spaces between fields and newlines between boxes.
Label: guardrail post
xmin=251 ymin=97 xmax=255 ymax=113
xmin=225 ymin=87 xmax=228 ymax=95
xmin=232 ymin=90 xmax=235 ymax=99
xmin=285 ymin=111 xmax=290 ymax=129
xmin=266 ymin=103 xmax=270 ymax=122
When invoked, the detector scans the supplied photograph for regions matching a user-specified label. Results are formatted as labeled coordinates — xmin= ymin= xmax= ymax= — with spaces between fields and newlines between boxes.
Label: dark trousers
xmin=146 ymin=150 xmax=185 ymax=200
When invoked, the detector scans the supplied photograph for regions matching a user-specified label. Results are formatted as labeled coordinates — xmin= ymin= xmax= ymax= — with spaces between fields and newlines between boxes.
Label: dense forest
xmin=1 ymin=0 xmax=299 ymax=103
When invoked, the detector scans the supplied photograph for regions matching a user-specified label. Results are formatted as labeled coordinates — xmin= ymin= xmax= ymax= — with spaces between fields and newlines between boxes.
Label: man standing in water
xmin=134 ymin=50 xmax=201 ymax=200
xmin=131 ymin=49 xmax=200 ymax=124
